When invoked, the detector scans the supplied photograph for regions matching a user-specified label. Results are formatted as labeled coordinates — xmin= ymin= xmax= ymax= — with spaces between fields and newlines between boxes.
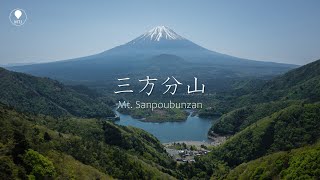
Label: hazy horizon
xmin=1 ymin=0 xmax=320 ymax=65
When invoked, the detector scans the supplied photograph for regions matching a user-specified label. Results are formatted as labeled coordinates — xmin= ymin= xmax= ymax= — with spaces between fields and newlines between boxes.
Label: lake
xmin=114 ymin=110 xmax=217 ymax=143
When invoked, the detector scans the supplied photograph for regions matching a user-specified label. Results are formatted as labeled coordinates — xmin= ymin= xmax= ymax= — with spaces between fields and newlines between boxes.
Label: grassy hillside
xmin=0 ymin=67 xmax=114 ymax=118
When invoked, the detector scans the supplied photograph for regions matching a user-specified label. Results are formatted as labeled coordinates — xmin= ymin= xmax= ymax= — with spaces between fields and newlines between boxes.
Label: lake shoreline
xmin=163 ymin=136 xmax=227 ymax=148
xmin=116 ymin=108 xmax=190 ymax=123
xmin=115 ymin=110 xmax=219 ymax=143
xmin=163 ymin=141 xmax=212 ymax=148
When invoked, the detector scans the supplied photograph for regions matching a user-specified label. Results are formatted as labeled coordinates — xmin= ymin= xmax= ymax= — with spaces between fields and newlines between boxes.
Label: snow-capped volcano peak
xmin=145 ymin=26 xmax=184 ymax=41
xmin=130 ymin=26 xmax=185 ymax=43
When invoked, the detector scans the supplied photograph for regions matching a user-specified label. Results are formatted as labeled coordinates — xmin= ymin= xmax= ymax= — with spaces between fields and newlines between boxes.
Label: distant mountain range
xmin=8 ymin=26 xmax=297 ymax=84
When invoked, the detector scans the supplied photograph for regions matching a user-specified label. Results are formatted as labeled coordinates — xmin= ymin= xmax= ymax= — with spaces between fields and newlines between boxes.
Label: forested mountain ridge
xmin=0 ymin=104 xmax=177 ymax=179
xmin=0 ymin=67 xmax=114 ymax=118
xmin=174 ymin=59 xmax=320 ymax=179
xmin=225 ymin=141 xmax=320 ymax=179
xmin=180 ymin=103 xmax=320 ymax=179
xmin=265 ymin=59 xmax=320 ymax=90
xmin=1 ymin=56 xmax=319 ymax=179
xmin=242 ymin=58 xmax=320 ymax=104
xmin=211 ymin=59 xmax=320 ymax=136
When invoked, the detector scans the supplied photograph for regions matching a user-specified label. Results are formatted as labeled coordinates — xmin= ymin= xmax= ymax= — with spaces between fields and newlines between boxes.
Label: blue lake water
xmin=114 ymin=111 xmax=216 ymax=143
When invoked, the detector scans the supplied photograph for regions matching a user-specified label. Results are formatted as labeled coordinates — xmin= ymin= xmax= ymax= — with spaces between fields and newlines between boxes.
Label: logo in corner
xmin=9 ymin=8 xmax=27 ymax=26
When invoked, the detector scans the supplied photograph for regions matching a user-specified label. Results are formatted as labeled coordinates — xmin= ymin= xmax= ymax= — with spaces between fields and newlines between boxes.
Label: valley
xmin=1 ymin=25 xmax=319 ymax=179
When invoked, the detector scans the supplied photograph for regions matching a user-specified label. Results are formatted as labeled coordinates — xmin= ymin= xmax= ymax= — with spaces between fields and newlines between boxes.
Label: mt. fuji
xmin=9 ymin=26 xmax=297 ymax=85
xmin=98 ymin=25 xmax=218 ymax=60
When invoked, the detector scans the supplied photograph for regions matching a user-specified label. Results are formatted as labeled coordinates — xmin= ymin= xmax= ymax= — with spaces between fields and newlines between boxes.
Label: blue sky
xmin=0 ymin=0 xmax=320 ymax=65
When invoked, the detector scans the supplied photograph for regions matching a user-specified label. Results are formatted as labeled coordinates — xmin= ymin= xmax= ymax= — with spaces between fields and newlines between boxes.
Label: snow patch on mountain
xmin=129 ymin=26 xmax=185 ymax=44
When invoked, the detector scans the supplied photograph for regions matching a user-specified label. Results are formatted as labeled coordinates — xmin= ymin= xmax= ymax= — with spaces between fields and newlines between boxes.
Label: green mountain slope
xmin=0 ymin=104 xmax=177 ymax=179
xmin=242 ymin=59 xmax=320 ymax=104
xmin=211 ymin=100 xmax=301 ymax=135
xmin=225 ymin=142 xmax=320 ymax=179
xmin=234 ymin=58 xmax=320 ymax=105
xmin=180 ymin=103 xmax=320 ymax=179
xmin=1 ymin=57 xmax=319 ymax=180
xmin=215 ymin=104 xmax=320 ymax=166
xmin=211 ymin=59 xmax=320 ymax=136
xmin=179 ymin=59 xmax=320 ymax=179
xmin=264 ymin=59 xmax=320 ymax=95
xmin=0 ymin=67 xmax=113 ymax=118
